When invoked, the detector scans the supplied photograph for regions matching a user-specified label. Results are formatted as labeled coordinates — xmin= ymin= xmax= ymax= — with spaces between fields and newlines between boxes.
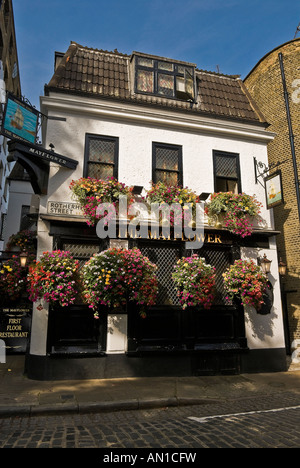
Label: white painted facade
xmin=29 ymin=89 xmax=286 ymax=364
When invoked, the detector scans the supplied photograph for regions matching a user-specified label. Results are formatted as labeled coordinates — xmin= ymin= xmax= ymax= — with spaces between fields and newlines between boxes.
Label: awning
xmin=7 ymin=140 xmax=78 ymax=195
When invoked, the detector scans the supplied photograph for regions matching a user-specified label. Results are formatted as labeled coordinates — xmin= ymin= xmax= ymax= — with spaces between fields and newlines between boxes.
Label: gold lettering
xmin=215 ymin=234 xmax=222 ymax=243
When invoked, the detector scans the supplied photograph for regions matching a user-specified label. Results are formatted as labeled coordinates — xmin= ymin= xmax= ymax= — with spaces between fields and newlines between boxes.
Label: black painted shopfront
xmin=25 ymin=217 xmax=273 ymax=380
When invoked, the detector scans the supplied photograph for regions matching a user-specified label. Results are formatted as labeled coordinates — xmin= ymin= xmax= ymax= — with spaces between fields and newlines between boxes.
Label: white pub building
xmin=9 ymin=42 xmax=287 ymax=379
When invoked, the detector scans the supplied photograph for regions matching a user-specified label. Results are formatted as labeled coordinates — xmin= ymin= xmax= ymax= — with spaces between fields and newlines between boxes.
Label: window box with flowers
xmin=69 ymin=177 xmax=134 ymax=226
xmin=145 ymin=181 xmax=201 ymax=227
xmin=81 ymin=247 xmax=158 ymax=318
xmin=205 ymin=192 xmax=262 ymax=237
xmin=222 ymin=259 xmax=268 ymax=312
xmin=172 ymin=254 xmax=216 ymax=310
xmin=27 ymin=251 xmax=80 ymax=308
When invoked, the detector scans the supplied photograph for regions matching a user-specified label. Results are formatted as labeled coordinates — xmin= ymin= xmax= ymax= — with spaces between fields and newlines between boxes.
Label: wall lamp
xmin=278 ymin=258 xmax=287 ymax=276
xmin=19 ymin=251 xmax=28 ymax=268
xmin=258 ymin=254 xmax=272 ymax=275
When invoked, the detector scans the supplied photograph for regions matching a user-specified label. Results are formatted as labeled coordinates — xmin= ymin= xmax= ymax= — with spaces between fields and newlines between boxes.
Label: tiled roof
xmin=45 ymin=42 xmax=266 ymax=125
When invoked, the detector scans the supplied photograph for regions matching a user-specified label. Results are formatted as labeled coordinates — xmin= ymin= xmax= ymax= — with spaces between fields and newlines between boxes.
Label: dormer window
xmin=135 ymin=55 xmax=196 ymax=101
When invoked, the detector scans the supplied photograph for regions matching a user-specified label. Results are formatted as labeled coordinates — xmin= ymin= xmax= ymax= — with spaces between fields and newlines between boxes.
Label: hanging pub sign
xmin=1 ymin=93 xmax=39 ymax=144
xmin=264 ymin=170 xmax=284 ymax=209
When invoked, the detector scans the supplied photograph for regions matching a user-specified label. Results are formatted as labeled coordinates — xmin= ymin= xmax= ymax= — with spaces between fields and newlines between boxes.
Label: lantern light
xmin=278 ymin=258 xmax=287 ymax=276
xmin=20 ymin=251 xmax=28 ymax=268
xmin=259 ymin=254 xmax=272 ymax=275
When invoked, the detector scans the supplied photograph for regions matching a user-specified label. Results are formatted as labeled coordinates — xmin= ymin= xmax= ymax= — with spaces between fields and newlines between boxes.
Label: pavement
xmin=1 ymin=355 xmax=300 ymax=418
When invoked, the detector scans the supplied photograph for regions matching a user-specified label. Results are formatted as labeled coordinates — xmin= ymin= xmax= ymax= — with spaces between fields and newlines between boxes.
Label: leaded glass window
xmin=84 ymin=134 xmax=118 ymax=180
xmin=213 ymin=150 xmax=241 ymax=193
xmin=135 ymin=55 xmax=195 ymax=101
xmin=153 ymin=143 xmax=183 ymax=186
xmin=137 ymin=69 xmax=154 ymax=93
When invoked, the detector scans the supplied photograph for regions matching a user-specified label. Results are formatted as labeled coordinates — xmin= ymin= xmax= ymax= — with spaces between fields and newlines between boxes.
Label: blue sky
xmin=12 ymin=0 xmax=300 ymax=111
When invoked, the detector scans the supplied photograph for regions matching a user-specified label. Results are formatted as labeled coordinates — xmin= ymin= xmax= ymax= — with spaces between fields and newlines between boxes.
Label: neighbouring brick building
xmin=244 ymin=38 xmax=300 ymax=358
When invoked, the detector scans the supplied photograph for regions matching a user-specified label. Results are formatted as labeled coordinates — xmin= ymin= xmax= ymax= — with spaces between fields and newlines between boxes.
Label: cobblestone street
xmin=1 ymin=391 xmax=300 ymax=449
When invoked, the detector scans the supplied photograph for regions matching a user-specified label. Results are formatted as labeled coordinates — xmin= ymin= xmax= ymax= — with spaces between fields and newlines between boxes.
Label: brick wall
xmin=245 ymin=39 xmax=300 ymax=349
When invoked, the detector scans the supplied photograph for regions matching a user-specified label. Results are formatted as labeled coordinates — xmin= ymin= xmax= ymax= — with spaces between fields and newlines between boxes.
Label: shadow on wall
xmin=245 ymin=301 xmax=278 ymax=343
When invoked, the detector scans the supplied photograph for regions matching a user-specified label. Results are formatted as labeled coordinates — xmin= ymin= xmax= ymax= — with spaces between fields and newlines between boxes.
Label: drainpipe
xmin=278 ymin=52 xmax=300 ymax=223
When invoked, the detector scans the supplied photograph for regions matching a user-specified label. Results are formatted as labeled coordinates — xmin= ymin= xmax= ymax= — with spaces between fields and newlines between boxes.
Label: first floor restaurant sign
xmin=0 ymin=307 xmax=32 ymax=353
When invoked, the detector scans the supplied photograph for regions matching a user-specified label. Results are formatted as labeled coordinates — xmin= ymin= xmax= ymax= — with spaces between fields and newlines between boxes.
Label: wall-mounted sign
xmin=47 ymin=201 xmax=84 ymax=217
xmin=0 ymin=307 xmax=32 ymax=353
xmin=1 ymin=93 xmax=39 ymax=144
xmin=265 ymin=170 xmax=284 ymax=209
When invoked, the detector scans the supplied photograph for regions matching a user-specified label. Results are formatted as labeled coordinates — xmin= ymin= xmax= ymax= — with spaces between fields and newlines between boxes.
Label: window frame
xmin=135 ymin=56 xmax=196 ymax=101
xmin=152 ymin=142 xmax=183 ymax=186
xmin=84 ymin=133 xmax=119 ymax=180
xmin=213 ymin=150 xmax=242 ymax=193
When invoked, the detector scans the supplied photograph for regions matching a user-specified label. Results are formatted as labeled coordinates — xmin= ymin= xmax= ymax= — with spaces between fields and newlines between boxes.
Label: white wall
xmin=33 ymin=93 xmax=283 ymax=356
xmin=39 ymin=98 xmax=273 ymax=230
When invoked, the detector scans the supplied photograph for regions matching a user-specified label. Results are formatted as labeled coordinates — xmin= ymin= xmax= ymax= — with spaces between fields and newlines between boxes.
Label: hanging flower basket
xmin=27 ymin=251 xmax=80 ymax=307
xmin=81 ymin=247 xmax=158 ymax=317
xmin=205 ymin=192 xmax=262 ymax=237
xmin=146 ymin=182 xmax=200 ymax=227
xmin=69 ymin=177 xmax=134 ymax=226
xmin=6 ymin=230 xmax=36 ymax=252
xmin=0 ymin=256 xmax=30 ymax=303
xmin=172 ymin=254 xmax=216 ymax=310
xmin=222 ymin=259 xmax=268 ymax=311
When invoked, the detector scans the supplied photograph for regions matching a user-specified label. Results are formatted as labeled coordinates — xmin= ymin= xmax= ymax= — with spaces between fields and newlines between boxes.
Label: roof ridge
xmin=70 ymin=42 xmax=240 ymax=77
xmin=196 ymin=68 xmax=240 ymax=80
xmin=70 ymin=41 xmax=130 ymax=58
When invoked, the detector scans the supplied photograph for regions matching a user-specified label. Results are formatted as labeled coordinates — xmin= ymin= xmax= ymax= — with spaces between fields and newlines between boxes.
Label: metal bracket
xmin=254 ymin=157 xmax=290 ymax=187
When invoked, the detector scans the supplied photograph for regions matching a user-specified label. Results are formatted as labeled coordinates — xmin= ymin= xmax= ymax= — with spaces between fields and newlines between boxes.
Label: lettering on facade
xmin=118 ymin=229 xmax=223 ymax=244
xmin=47 ymin=201 xmax=84 ymax=217
xmin=28 ymin=147 xmax=69 ymax=166
xmin=0 ymin=317 xmax=29 ymax=338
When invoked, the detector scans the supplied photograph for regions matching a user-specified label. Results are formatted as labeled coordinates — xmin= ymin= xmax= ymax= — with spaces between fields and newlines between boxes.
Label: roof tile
xmin=46 ymin=42 xmax=266 ymax=124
